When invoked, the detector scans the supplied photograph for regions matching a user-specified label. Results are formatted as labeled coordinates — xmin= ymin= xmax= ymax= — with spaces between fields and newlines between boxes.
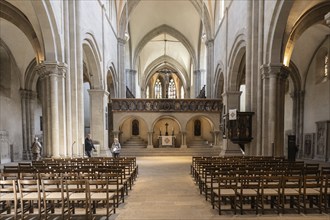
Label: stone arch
xmin=31 ymin=0 xmax=64 ymax=62
xmin=186 ymin=115 xmax=215 ymax=147
xmin=143 ymin=55 xmax=189 ymax=98
xmin=118 ymin=0 xmax=212 ymax=46
xmin=282 ymin=2 xmax=330 ymax=66
xmin=107 ymin=62 xmax=118 ymax=99
xmin=265 ymin=0 xmax=292 ymax=64
xmin=0 ymin=1 xmax=43 ymax=62
xmin=227 ymin=29 xmax=246 ymax=91
xmin=214 ymin=61 xmax=225 ymax=99
xmin=133 ymin=25 xmax=197 ymax=69
xmin=83 ymin=33 xmax=103 ymax=89
xmin=118 ymin=115 xmax=149 ymax=145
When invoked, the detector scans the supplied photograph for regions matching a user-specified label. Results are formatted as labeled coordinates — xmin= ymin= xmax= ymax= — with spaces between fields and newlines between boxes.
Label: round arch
xmin=82 ymin=33 xmax=103 ymax=89
xmin=227 ymin=30 xmax=246 ymax=91
xmin=0 ymin=1 xmax=43 ymax=62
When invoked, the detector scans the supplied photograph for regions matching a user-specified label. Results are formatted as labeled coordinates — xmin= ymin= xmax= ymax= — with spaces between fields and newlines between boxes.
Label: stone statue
xmin=31 ymin=136 xmax=42 ymax=161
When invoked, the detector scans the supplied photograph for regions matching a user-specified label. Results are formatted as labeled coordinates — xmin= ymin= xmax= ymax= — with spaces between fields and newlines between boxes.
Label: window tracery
xmin=155 ymin=79 xmax=162 ymax=99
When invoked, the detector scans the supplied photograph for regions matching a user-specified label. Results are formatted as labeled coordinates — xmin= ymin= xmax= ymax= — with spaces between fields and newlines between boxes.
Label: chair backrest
xmin=0 ymin=179 xmax=17 ymax=199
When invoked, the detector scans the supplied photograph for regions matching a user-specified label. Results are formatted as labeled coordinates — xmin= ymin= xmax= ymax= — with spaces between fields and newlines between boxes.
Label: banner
xmin=162 ymin=136 xmax=172 ymax=146
xmin=229 ymin=109 xmax=237 ymax=120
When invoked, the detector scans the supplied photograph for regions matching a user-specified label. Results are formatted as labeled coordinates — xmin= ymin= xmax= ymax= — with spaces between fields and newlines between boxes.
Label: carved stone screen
xmin=315 ymin=121 xmax=330 ymax=161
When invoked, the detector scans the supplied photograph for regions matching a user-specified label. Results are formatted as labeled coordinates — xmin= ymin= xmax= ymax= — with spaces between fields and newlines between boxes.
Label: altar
xmin=158 ymin=136 xmax=176 ymax=147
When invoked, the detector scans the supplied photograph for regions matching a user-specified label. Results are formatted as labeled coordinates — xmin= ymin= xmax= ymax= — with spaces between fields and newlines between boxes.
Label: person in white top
xmin=111 ymin=138 xmax=121 ymax=158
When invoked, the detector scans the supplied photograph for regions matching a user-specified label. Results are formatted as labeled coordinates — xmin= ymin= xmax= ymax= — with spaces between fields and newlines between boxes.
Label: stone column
xmin=20 ymin=89 xmax=37 ymax=160
xmin=147 ymin=131 xmax=154 ymax=148
xmin=221 ymin=91 xmax=243 ymax=155
xmin=261 ymin=64 xmax=289 ymax=156
xmin=180 ymin=131 xmax=187 ymax=148
xmin=126 ymin=69 xmax=137 ymax=95
xmin=193 ymin=70 xmax=201 ymax=97
xmin=36 ymin=62 xmax=67 ymax=158
xmin=205 ymin=40 xmax=214 ymax=98
xmin=212 ymin=130 xmax=221 ymax=148
xmin=118 ymin=38 xmax=126 ymax=98
xmin=88 ymin=89 xmax=109 ymax=156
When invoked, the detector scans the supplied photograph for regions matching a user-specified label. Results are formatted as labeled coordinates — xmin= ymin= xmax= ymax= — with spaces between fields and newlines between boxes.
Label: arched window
xmin=132 ymin=119 xmax=139 ymax=135
xmin=155 ymin=79 xmax=162 ymax=99
xmin=168 ymin=78 xmax=176 ymax=99
xmin=181 ymin=86 xmax=184 ymax=99
xmin=194 ymin=120 xmax=201 ymax=136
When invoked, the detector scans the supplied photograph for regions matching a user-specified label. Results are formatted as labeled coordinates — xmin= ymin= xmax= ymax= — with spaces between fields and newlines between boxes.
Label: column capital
xmin=35 ymin=62 xmax=68 ymax=79
xmin=88 ymin=89 xmax=110 ymax=97
xmin=117 ymin=38 xmax=127 ymax=45
xmin=260 ymin=63 xmax=289 ymax=79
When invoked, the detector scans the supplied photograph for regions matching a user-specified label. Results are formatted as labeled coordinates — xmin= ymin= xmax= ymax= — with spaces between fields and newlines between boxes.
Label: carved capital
xmin=35 ymin=62 xmax=67 ymax=80
xmin=260 ymin=63 xmax=288 ymax=80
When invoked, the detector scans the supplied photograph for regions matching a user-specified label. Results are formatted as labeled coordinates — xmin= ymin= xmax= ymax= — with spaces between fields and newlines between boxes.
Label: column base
xmin=180 ymin=145 xmax=187 ymax=148
xmin=147 ymin=145 xmax=154 ymax=149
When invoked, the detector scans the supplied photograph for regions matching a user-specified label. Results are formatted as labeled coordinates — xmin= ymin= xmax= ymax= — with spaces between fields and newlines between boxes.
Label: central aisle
xmin=110 ymin=156 xmax=215 ymax=220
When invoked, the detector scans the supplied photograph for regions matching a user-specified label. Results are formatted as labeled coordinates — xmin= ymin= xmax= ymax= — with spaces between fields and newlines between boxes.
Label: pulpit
xmin=226 ymin=110 xmax=254 ymax=154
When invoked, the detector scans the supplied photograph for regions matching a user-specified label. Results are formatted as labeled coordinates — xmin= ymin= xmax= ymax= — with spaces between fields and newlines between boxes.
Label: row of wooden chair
xmin=0 ymin=176 xmax=116 ymax=220
xmin=190 ymin=156 xmax=330 ymax=215
xmin=211 ymin=173 xmax=330 ymax=215
xmin=0 ymin=157 xmax=139 ymax=219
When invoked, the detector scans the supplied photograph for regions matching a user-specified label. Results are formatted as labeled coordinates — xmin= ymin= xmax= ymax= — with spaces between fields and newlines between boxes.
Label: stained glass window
xmin=155 ymin=79 xmax=162 ymax=99
xmin=168 ymin=79 xmax=176 ymax=99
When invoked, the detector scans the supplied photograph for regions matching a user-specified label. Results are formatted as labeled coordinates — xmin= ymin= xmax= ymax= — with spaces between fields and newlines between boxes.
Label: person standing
xmin=85 ymin=134 xmax=96 ymax=158
xmin=31 ymin=136 xmax=42 ymax=161
xmin=111 ymin=138 xmax=121 ymax=158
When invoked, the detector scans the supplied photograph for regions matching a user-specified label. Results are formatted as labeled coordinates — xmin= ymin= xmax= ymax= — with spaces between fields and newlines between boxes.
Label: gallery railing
xmin=111 ymin=98 xmax=222 ymax=112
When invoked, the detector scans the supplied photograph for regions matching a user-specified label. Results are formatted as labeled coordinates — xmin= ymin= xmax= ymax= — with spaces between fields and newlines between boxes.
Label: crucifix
xmin=165 ymin=122 xmax=169 ymax=136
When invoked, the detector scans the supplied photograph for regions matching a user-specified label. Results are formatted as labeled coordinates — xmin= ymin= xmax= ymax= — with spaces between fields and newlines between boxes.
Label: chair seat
xmin=283 ymin=188 xmax=300 ymax=195
xmin=219 ymin=189 xmax=236 ymax=196
xmin=22 ymin=192 xmax=42 ymax=200
xmin=240 ymin=189 xmax=258 ymax=196
xmin=45 ymin=192 xmax=66 ymax=200
xmin=305 ymin=188 xmax=321 ymax=195
xmin=0 ymin=193 xmax=16 ymax=200
xmin=91 ymin=192 xmax=115 ymax=200
xmin=262 ymin=189 xmax=279 ymax=195
xmin=69 ymin=193 xmax=86 ymax=200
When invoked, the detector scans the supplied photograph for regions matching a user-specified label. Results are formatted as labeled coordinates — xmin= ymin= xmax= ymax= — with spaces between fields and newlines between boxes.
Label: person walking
xmin=85 ymin=134 xmax=96 ymax=158
xmin=111 ymin=138 xmax=121 ymax=158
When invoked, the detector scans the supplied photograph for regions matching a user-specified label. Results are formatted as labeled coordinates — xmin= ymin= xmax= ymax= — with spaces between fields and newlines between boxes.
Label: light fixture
xmin=125 ymin=0 xmax=130 ymax=42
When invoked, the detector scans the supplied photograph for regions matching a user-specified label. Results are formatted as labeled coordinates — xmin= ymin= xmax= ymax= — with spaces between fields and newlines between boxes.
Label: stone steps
xmin=122 ymin=136 xmax=147 ymax=148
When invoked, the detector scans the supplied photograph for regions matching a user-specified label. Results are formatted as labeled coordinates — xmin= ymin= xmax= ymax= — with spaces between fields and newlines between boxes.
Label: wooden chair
xmin=99 ymin=172 xmax=125 ymax=207
xmin=211 ymin=175 xmax=237 ymax=215
xmin=301 ymin=175 xmax=323 ymax=214
xmin=260 ymin=175 xmax=282 ymax=214
xmin=236 ymin=175 xmax=261 ymax=215
xmin=0 ymin=179 xmax=18 ymax=220
xmin=322 ymin=174 xmax=330 ymax=213
xmin=89 ymin=179 xmax=116 ymax=219
xmin=64 ymin=179 xmax=90 ymax=219
xmin=18 ymin=179 xmax=42 ymax=219
xmin=41 ymin=178 xmax=67 ymax=219
xmin=280 ymin=175 xmax=302 ymax=214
